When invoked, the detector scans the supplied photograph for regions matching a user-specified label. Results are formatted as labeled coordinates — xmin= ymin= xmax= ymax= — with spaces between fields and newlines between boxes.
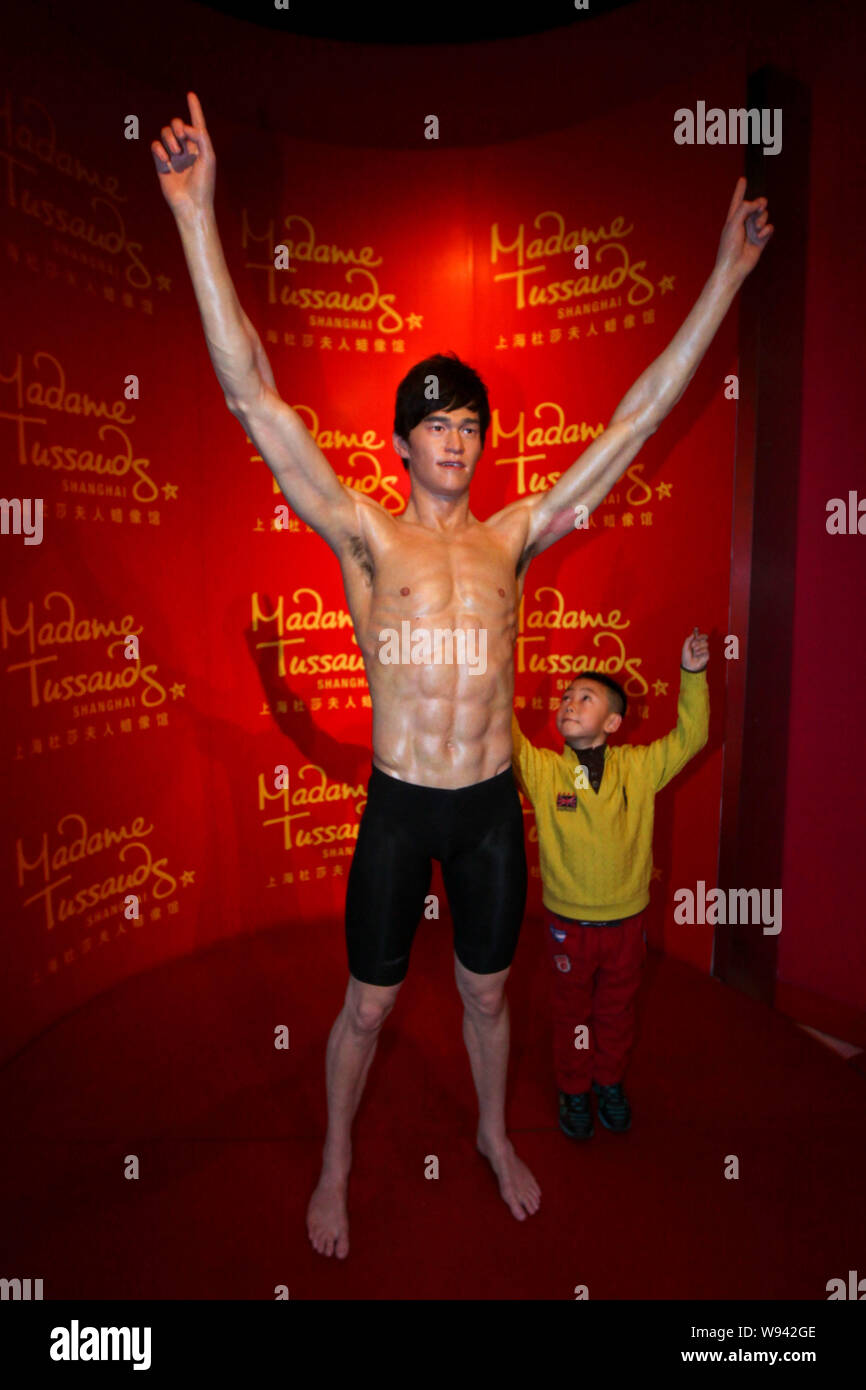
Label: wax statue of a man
xmin=153 ymin=91 xmax=772 ymax=1258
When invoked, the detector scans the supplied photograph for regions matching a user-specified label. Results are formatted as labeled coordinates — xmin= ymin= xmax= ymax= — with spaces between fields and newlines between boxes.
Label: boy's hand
xmin=682 ymin=627 xmax=709 ymax=671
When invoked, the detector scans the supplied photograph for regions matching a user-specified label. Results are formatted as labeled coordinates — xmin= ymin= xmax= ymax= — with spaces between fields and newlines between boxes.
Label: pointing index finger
xmin=726 ymin=176 xmax=745 ymax=221
xmin=187 ymin=90 xmax=206 ymax=128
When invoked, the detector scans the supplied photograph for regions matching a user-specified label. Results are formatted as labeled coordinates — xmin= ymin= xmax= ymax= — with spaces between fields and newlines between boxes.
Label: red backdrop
xmin=1 ymin=37 xmax=751 ymax=1061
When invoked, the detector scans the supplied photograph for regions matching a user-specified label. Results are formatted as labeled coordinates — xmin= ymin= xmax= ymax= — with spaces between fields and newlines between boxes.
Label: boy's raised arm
xmin=152 ymin=92 xmax=359 ymax=550
xmin=511 ymin=709 xmax=541 ymax=800
xmin=642 ymin=629 xmax=710 ymax=792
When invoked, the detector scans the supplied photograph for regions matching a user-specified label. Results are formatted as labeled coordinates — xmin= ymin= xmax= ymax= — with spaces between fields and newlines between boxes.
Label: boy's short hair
xmin=393 ymin=351 xmax=491 ymax=469
xmin=568 ymin=671 xmax=628 ymax=719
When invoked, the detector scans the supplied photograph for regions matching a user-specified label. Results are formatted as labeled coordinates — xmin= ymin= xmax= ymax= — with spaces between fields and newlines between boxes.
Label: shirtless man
xmin=153 ymin=92 xmax=773 ymax=1259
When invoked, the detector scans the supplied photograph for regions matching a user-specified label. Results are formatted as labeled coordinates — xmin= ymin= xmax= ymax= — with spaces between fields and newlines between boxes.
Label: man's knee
xmin=346 ymin=976 xmax=401 ymax=1033
xmin=455 ymin=961 xmax=508 ymax=1017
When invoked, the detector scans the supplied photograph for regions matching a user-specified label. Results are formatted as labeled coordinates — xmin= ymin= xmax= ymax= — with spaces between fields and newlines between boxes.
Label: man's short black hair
xmin=393 ymin=351 xmax=491 ymax=469
xmin=567 ymin=671 xmax=628 ymax=719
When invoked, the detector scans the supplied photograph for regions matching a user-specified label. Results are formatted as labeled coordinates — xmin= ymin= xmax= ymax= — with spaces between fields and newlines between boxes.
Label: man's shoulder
xmin=354 ymin=491 xmax=401 ymax=527
xmin=479 ymin=497 xmax=532 ymax=547
xmin=482 ymin=495 xmax=530 ymax=526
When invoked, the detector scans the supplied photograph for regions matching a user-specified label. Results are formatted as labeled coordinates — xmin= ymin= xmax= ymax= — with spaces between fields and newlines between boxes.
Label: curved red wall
xmin=2 ymin=0 xmax=862 ymax=1059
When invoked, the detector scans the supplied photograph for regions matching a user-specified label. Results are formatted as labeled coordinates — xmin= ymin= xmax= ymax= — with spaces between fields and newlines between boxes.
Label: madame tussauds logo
xmin=260 ymin=762 xmax=367 ymax=851
xmin=16 ymin=811 xmax=177 ymax=932
xmin=377 ymin=621 xmax=487 ymax=675
xmin=1 ymin=591 xmax=166 ymax=711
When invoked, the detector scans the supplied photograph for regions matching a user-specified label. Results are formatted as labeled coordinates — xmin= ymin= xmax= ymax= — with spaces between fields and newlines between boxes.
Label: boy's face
xmin=393 ymin=407 xmax=482 ymax=494
xmin=556 ymin=679 xmax=622 ymax=749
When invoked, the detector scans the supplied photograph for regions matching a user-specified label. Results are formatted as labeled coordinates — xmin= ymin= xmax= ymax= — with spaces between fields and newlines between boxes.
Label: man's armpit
xmin=516 ymin=542 xmax=536 ymax=578
xmin=347 ymin=532 xmax=374 ymax=585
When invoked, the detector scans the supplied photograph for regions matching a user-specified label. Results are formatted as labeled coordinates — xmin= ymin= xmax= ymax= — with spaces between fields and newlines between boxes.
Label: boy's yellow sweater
xmin=511 ymin=668 xmax=709 ymax=921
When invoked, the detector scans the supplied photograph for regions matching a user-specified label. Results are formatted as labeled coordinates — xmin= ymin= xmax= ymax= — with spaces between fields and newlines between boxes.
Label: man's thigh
xmin=442 ymin=801 xmax=527 ymax=976
xmin=345 ymin=801 xmax=432 ymax=987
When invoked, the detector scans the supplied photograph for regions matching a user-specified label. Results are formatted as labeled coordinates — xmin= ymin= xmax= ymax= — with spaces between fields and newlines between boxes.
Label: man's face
xmin=393 ymin=407 xmax=482 ymax=493
xmin=556 ymin=679 xmax=621 ymax=748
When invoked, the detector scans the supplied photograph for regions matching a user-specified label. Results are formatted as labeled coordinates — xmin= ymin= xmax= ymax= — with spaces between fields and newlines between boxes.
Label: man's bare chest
xmin=342 ymin=522 xmax=521 ymax=629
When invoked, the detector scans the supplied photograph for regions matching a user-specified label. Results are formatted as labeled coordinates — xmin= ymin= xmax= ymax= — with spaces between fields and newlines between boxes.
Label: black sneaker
xmin=592 ymin=1080 xmax=631 ymax=1132
xmin=558 ymin=1089 xmax=594 ymax=1140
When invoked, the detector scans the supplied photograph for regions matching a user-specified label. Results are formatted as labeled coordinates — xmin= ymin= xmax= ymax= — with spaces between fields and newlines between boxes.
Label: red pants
xmin=543 ymin=910 xmax=646 ymax=1093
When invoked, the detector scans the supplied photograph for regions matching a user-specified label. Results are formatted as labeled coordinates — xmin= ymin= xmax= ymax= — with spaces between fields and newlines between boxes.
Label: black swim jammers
xmin=345 ymin=763 xmax=528 ymax=986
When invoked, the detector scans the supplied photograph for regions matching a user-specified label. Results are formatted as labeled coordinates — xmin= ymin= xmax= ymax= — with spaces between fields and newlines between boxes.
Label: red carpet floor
xmin=2 ymin=913 xmax=864 ymax=1300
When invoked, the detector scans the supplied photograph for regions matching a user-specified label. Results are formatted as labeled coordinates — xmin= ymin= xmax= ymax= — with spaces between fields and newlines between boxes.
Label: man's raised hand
xmin=714 ymin=176 xmax=774 ymax=285
xmin=151 ymin=91 xmax=216 ymax=213
xmin=681 ymin=627 xmax=710 ymax=672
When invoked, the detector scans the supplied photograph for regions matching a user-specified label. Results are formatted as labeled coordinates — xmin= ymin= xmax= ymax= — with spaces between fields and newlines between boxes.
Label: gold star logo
xmin=156 ymin=274 xmax=172 ymax=292
xmin=406 ymin=313 xmax=423 ymax=330
xmin=170 ymin=682 xmax=186 ymax=700
xmin=652 ymin=680 xmax=668 ymax=697
xmin=656 ymin=481 xmax=672 ymax=499
xmin=658 ymin=275 xmax=675 ymax=294
xmin=181 ymin=869 xmax=195 ymax=887
xmin=162 ymin=483 xmax=178 ymax=500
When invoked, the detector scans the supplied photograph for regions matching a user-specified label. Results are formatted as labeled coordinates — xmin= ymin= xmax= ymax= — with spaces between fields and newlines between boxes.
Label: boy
xmin=511 ymin=628 xmax=709 ymax=1138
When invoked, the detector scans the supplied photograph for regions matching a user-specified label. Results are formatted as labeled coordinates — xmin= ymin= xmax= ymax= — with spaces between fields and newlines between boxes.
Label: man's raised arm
xmin=152 ymin=91 xmax=358 ymax=549
xmin=519 ymin=177 xmax=774 ymax=562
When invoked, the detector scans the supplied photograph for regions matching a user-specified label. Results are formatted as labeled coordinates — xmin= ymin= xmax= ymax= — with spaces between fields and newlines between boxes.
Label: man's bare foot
xmin=306 ymin=1173 xmax=350 ymax=1258
xmin=476 ymin=1133 xmax=541 ymax=1220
